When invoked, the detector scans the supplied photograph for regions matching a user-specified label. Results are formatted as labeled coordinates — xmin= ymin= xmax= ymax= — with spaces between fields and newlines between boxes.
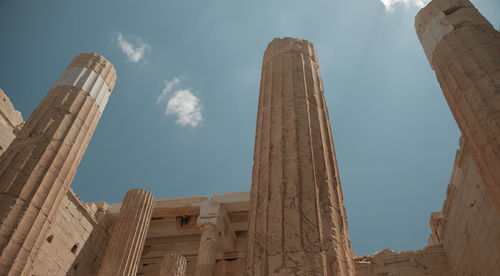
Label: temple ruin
xmin=0 ymin=0 xmax=499 ymax=275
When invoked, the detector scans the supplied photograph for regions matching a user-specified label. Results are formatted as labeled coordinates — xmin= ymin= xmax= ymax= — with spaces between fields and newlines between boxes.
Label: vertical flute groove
xmin=99 ymin=189 xmax=155 ymax=276
xmin=159 ymin=253 xmax=186 ymax=276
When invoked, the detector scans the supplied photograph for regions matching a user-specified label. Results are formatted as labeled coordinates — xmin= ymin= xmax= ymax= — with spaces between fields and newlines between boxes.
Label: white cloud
xmin=116 ymin=33 xmax=150 ymax=63
xmin=380 ymin=0 xmax=429 ymax=11
xmin=156 ymin=77 xmax=180 ymax=104
xmin=165 ymin=90 xmax=203 ymax=127
xmin=156 ymin=77 xmax=204 ymax=127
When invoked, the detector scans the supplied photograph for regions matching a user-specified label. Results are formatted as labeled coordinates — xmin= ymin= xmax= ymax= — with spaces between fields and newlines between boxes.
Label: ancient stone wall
xmin=0 ymin=89 xmax=23 ymax=155
xmin=429 ymin=138 xmax=500 ymax=275
xmin=138 ymin=256 xmax=247 ymax=275
xmin=354 ymin=245 xmax=452 ymax=276
xmin=354 ymin=245 xmax=451 ymax=276
xmin=26 ymin=190 xmax=112 ymax=275
xmin=215 ymin=258 xmax=245 ymax=276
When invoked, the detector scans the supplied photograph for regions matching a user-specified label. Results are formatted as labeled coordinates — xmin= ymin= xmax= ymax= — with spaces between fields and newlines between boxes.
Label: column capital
xmin=197 ymin=198 xmax=224 ymax=234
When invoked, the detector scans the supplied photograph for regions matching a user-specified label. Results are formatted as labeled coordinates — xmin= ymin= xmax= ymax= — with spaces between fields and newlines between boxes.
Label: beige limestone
xmin=99 ymin=188 xmax=155 ymax=276
xmin=67 ymin=52 xmax=117 ymax=92
xmin=135 ymin=192 xmax=249 ymax=276
xmin=0 ymin=53 xmax=116 ymax=275
xmin=428 ymin=137 xmax=500 ymax=275
xmin=354 ymin=245 xmax=451 ymax=276
xmin=0 ymin=89 xmax=23 ymax=155
xmin=26 ymin=189 xmax=111 ymax=276
xmin=246 ymin=37 xmax=354 ymax=275
xmin=195 ymin=200 xmax=223 ymax=276
xmin=195 ymin=222 xmax=220 ymax=276
xmin=214 ymin=259 xmax=246 ymax=276
xmin=415 ymin=0 xmax=500 ymax=213
xmin=159 ymin=253 xmax=186 ymax=276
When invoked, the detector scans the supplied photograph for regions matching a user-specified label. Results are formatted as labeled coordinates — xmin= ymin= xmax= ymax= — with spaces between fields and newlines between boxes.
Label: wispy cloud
xmin=156 ymin=78 xmax=203 ymax=127
xmin=166 ymin=90 xmax=203 ymax=127
xmin=116 ymin=33 xmax=150 ymax=63
xmin=380 ymin=0 xmax=429 ymax=11
xmin=156 ymin=77 xmax=180 ymax=104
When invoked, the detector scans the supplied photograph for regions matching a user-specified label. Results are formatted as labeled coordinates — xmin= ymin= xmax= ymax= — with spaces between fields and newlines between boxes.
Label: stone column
xmin=195 ymin=200 xmax=223 ymax=276
xmin=415 ymin=0 xmax=500 ymax=213
xmin=0 ymin=53 xmax=116 ymax=275
xmin=246 ymin=37 xmax=355 ymax=275
xmin=159 ymin=253 xmax=187 ymax=276
xmin=99 ymin=188 xmax=155 ymax=276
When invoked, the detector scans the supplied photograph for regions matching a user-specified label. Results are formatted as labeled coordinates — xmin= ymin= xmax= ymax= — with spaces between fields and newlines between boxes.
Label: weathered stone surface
xmin=246 ymin=37 xmax=354 ymax=275
xmin=134 ymin=192 xmax=249 ymax=276
xmin=195 ymin=222 xmax=219 ymax=276
xmin=429 ymin=137 xmax=500 ymax=275
xmin=215 ymin=258 xmax=246 ymax=276
xmin=415 ymin=0 xmax=500 ymax=213
xmin=99 ymin=189 xmax=154 ymax=276
xmin=26 ymin=189 xmax=111 ymax=276
xmin=67 ymin=52 xmax=117 ymax=92
xmin=0 ymin=89 xmax=23 ymax=155
xmin=0 ymin=53 xmax=116 ymax=275
xmin=195 ymin=201 xmax=223 ymax=276
xmin=354 ymin=245 xmax=452 ymax=276
xmin=159 ymin=253 xmax=186 ymax=276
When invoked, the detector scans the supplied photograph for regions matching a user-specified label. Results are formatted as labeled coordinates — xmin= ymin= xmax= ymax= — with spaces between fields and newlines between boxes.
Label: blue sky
xmin=1 ymin=0 xmax=498 ymax=256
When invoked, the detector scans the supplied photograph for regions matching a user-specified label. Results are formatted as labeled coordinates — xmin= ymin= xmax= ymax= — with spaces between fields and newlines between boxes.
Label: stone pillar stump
xmin=99 ymin=188 xmax=155 ymax=276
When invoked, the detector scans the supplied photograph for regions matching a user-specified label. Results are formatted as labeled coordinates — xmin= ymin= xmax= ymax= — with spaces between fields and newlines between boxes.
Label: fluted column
xmin=159 ymin=253 xmax=187 ymax=276
xmin=246 ymin=37 xmax=355 ymax=275
xmin=99 ymin=188 xmax=155 ymax=276
xmin=415 ymin=0 xmax=500 ymax=213
xmin=0 ymin=53 xmax=116 ymax=275
xmin=195 ymin=200 xmax=223 ymax=276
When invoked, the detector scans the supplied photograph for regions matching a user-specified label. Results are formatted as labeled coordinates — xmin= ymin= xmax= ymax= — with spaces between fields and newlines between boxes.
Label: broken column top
xmin=414 ymin=0 xmax=495 ymax=65
xmin=66 ymin=52 xmax=117 ymax=91
xmin=415 ymin=0 xmax=491 ymax=41
xmin=54 ymin=53 xmax=117 ymax=113
xmin=263 ymin=37 xmax=318 ymax=65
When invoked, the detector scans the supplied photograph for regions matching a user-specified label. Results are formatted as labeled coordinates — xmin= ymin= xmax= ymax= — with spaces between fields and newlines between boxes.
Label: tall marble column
xmin=99 ymin=188 xmax=155 ymax=276
xmin=415 ymin=0 xmax=500 ymax=214
xmin=159 ymin=253 xmax=187 ymax=276
xmin=195 ymin=200 xmax=223 ymax=276
xmin=246 ymin=37 xmax=355 ymax=275
xmin=0 ymin=53 xmax=116 ymax=275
